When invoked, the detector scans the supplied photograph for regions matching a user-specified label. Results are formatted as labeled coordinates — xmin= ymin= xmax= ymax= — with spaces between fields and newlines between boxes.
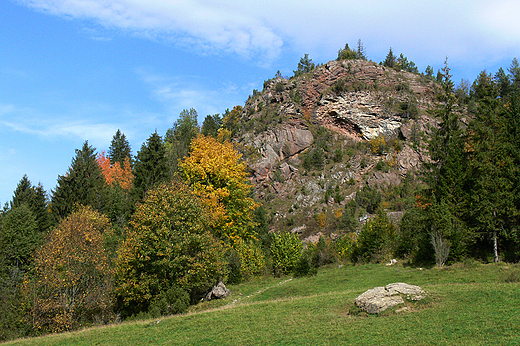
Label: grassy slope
xmin=6 ymin=262 xmax=520 ymax=346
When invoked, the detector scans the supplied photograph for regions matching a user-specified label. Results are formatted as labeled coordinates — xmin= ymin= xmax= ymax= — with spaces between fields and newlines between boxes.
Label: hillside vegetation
xmin=2 ymin=42 xmax=520 ymax=341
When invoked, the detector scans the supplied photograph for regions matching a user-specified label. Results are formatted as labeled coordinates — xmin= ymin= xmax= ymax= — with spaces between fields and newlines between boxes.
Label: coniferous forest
xmin=1 ymin=43 xmax=520 ymax=341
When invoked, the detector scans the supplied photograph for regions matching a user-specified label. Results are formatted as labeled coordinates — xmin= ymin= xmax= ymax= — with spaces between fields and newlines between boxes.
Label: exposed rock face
xmin=204 ymin=281 xmax=231 ymax=301
xmin=299 ymin=60 xmax=437 ymax=140
xmin=249 ymin=124 xmax=313 ymax=184
xmin=355 ymin=283 xmax=427 ymax=314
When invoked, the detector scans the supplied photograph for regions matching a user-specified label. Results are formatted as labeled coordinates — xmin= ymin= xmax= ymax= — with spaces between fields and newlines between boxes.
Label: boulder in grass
xmin=355 ymin=283 xmax=426 ymax=314
xmin=204 ymin=281 xmax=231 ymax=301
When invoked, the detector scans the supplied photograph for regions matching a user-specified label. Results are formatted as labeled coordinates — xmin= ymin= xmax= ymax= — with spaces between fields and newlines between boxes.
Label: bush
xmin=270 ymin=232 xmax=302 ymax=276
xmin=334 ymin=232 xmax=357 ymax=261
xmin=148 ymin=285 xmax=190 ymax=317
xmin=303 ymin=148 xmax=325 ymax=171
xmin=293 ymin=250 xmax=317 ymax=277
xmin=351 ymin=210 xmax=396 ymax=263
xmin=234 ymin=239 xmax=266 ymax=280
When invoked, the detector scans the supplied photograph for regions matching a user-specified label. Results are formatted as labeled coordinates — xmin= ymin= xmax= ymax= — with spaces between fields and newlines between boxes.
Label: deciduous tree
xmin=179 ymin=134 xmax=259 ymax=244
xmin=114 ymin=181 xmax=224 ymax=316
xmin=164 ymin=108 xmax=200 ymax=176
xmin=28 ymin=206 xmax=114 ymax=333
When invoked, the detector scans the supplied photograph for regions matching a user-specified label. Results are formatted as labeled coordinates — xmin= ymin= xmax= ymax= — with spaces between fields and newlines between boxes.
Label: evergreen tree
xmin=50 ymin=141 xmax=106 ymax=221
xmin=337 ymin=44 xmax=358 ymax=61
xmin=356 ymin=39 xmax=367 ymax=60
xmin=11 ymin=175 xmax=51 ymax=234
xmin=201 ymin=114 xmax=222 ymax=137
xmin=132 ymin=131 xmax=168 ymax=203
xmin=466 ymin=72 xmax=516 ymax=262
xmin=382 ymin=48 xmax=396 ymax=68
xmin=164 ymin=108 xmax=200 ymax=177
xmin=108 ymin=130 xmax=132 ymax=167
xmin=0 ymin=204 xmax=40 ymax=271
xmin=508 ymin=57 xmax=520 ymax=90
xmin=494 ymin=67 xmax=511 ymax=99
xmin=424 ymin=65 xmax=434 ymax=79
xmin=422 ymin=61 xmax=470 ymax=262
xmin=424 ymin=61 xmax=467 ymax=207
xmin=294 ymin=54 xmax=315 ymax=77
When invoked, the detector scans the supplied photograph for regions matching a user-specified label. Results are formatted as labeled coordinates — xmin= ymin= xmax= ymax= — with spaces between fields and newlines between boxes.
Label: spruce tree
xmin=108 ymin=129 xmax=132 ymax=167
xmin=51 ymin=141 xmax=106 ymax=221
xmin=422 ymin=61 xmax=470 ymax=262
xmin=201 ymin=114 xmax=222 ymax=137
xmin=467 ymin=72 xmax=516 ymax=262
xmin=132 ymin=131 xmax=168 ymax=203
xmin=424 ymin=61 xmax=467 ymax=207
xmin=383 ymin=48 xmax=396 ymax=68
xmin=11 ymin=175 xmax=51 ymax=234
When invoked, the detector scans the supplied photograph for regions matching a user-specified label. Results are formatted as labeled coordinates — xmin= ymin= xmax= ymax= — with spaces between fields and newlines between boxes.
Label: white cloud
xmin=19 ymin=0 xmax=284 ymax=63
xmin=18 ymin=0 xmax=520 ymax=71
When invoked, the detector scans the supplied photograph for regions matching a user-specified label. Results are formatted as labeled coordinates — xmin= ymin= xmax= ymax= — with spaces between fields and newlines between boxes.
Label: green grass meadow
xmin=5 ymin=262 xmax=520 ymax=345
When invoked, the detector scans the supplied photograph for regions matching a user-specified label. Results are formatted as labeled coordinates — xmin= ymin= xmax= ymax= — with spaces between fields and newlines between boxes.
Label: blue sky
xmin=1 ymin=0 xmax=519 ymax=204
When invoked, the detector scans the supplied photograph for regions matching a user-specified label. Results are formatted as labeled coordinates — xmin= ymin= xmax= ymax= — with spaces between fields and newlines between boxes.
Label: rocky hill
xmin=233 ymin=59 xmax=440 ymax=238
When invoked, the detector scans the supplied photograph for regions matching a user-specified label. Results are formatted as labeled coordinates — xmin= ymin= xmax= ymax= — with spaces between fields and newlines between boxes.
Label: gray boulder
xmin=355 ymin=283 xmax=426 ymax=314
xmin=204 ymin=281 xmax=231 ymax=301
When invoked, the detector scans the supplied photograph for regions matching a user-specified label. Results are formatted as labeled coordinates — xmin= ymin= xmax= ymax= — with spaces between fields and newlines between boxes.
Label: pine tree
xmin=294 ymin=54 xmax=315 ymax=77
xmin=108 ymin=129 xmax=132 ymax=167
xmin=132 ymin=131 xmax=168 ymax=203
xmin=51 ymin=141 xmax=106 ymax=221
xmin=356 ymin=39 xmax=367 ymax=60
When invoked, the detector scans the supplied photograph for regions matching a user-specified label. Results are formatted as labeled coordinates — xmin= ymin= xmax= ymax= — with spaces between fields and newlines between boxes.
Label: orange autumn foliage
xmin=96 ymin=151 xmax=133 ymax=190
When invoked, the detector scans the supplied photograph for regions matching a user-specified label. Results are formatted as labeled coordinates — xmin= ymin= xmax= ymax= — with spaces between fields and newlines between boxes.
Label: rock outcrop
xmin=355 ymin=283 xmax=427 ymax=314
xmin=248 ymin=123 xmax=313 ymax=185
xmin=233 ymin=57 xmax=440 ymax=234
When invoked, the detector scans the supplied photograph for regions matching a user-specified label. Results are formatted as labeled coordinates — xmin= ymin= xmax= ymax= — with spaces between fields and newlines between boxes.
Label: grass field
xmin=5 ymin=261 xmax=520 ymax=345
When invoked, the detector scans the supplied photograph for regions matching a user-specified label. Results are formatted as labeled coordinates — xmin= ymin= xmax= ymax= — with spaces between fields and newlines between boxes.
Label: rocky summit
xmin=232 ymin=58 xmax=440 ymax=236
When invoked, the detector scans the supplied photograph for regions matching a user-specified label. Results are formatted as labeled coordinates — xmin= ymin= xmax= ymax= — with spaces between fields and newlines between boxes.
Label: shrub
xmin=234 ymin=239 xmax=266 ymax=280
xmin=303 ymin=148 xmax=325 ymax=171
xmin=270 ymin=232 xmax=302 ymax=276
xmin=225 ymin=248 xmax=242 ymax=284
xmin=375 ymin=159 xmax=390 ymax=172
xmin=351 ymin=210 xmax=396 ymax=263
xmin=333 ymin=148 xmax=344 ymax=163
xmin=293 ymin=250 xmax=317 ymax=277
xmin=334 ymin=232 xmax=357 ymax=260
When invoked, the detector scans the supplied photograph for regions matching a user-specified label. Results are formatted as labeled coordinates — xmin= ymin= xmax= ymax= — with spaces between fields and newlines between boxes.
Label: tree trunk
xmin=493 ymin=229 xmax=499 ymax=263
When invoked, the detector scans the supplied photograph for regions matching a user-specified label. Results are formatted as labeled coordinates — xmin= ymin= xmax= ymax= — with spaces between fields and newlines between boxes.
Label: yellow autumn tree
xmin=27 ymin=206 xmax=114 ymax=333
xmin=179 ymin=134 xmax=259 ymax=245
